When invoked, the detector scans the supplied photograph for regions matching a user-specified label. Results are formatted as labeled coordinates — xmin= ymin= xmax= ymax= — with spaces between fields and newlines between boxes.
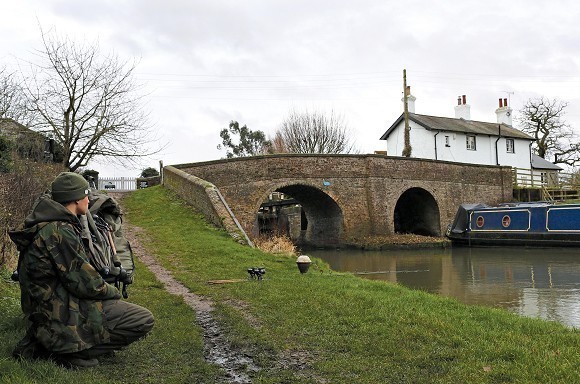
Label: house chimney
xmin=454 ymin=94 xmax=471 ymax=120
xmin=401 ymin=86 xmax=416 ymax=113
xmin=496 ymin=97 xmax=513 ymax=126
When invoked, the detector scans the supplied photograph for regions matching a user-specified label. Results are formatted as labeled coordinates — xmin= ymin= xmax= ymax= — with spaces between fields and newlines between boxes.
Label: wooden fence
xmin=512 ymin=168 xmax=580 ymax=201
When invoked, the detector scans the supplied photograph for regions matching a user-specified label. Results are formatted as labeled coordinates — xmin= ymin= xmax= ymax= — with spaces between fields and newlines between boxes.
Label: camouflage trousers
xmin=66 ymin=299 xmax=154 ymax=359
xmin=13 ymin=300 xmax=154 ymax=361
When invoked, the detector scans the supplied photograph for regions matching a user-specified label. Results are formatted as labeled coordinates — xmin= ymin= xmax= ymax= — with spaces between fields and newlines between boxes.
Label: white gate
xmin=98 ymin=177 xmax=137 ymax=191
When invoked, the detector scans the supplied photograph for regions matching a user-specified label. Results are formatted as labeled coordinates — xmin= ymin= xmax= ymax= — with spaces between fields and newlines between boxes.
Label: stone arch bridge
xmin=165 ymin=154 xmax=512 ymax=247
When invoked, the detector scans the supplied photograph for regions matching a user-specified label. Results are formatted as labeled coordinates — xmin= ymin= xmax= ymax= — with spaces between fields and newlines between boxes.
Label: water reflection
xmin=310 ymin=246 xmax=580 ymax=328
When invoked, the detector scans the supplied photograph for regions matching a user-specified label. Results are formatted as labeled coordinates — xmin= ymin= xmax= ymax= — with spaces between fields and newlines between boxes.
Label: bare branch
xmin=273 ymin=109 xmax=357 ymax=154
xmin=20 ymin=29 xmax=160 ymax=171
xmin=0 ymin=66 xmax=36 ymax=125
xmin=517 ymin=96 xmax=580 ymax=167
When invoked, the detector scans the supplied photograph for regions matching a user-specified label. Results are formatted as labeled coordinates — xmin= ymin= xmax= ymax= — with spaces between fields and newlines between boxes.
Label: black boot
xmin=12 ymin=329 xmax=49 ymax=361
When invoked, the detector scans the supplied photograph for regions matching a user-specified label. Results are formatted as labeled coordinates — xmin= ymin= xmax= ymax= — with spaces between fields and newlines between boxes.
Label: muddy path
xmin=123 ymin=224 xmax=259 ymax=383
xmin=113 ymin=192 xmax=317 ymax=383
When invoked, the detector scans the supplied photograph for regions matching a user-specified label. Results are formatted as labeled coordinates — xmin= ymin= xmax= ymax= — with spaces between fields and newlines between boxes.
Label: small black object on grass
xmin=247 ymin=267 xmax=266 ymax=280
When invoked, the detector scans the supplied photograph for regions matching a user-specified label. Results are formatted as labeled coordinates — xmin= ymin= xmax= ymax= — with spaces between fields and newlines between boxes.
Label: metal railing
xmin=97 ymin=177 xmax=137 ymax=191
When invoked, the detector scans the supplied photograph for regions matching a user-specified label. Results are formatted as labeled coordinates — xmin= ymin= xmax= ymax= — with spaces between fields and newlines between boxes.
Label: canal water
xmin=310 ymin=246 xmax=580 ymax=328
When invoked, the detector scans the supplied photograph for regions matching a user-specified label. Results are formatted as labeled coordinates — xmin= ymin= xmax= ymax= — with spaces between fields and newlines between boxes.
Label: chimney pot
xmin=496 ymin=97 xmax=513 ymax=126
xmin=454 ymin=95 xmax=471 ymax=119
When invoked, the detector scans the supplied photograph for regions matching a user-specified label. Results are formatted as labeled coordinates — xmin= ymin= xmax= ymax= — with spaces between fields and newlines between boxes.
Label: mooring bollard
xmin=296 ymin=255 xmax=312 ymax=274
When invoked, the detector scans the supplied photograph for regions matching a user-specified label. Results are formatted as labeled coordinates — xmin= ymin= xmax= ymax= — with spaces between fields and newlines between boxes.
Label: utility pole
xmin=402 ymin=69 xmax=412 ymax=157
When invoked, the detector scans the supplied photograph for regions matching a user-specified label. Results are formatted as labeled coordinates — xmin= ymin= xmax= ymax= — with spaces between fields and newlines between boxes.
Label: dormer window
xmin=466 ymin=135 xmax=476 ymax=150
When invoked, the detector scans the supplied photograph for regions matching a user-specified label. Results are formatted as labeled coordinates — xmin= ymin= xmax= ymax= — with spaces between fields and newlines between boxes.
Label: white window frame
xmin=506 ymin=138 xmax=515 ymax=153
xmin=466 ymin=135 xmax=476 ymax=151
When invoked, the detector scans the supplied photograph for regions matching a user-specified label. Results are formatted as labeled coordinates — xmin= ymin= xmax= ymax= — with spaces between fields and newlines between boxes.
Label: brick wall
xmin=163 ymin=166 xmax=252 ymax=246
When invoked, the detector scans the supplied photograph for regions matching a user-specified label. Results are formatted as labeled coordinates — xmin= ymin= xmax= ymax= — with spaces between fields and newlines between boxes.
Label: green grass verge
xmin=0 ymin=248 xmax=223 ymax=383
xmin=2 ymin=185 xmax=579 ymax=383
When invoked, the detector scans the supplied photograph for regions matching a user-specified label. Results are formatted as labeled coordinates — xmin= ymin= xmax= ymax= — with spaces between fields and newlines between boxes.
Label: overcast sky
xmin=2 ymin=0 xmax=580 ymax=176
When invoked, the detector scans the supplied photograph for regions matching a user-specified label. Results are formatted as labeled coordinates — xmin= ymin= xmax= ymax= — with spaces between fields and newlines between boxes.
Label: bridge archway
xmin=394 ymin=187 xmax=441 ymax=236
xmin=257 ymin=184 xmax=343 ymax=247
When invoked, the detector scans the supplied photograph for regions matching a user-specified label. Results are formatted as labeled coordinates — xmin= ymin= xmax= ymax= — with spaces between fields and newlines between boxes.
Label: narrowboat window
xmin=466 ymin=135 xmax=476 ymax=150
xmin=502 ymin=215 xmax=511 ymax=228
xmin=445 ymin=135 xmax=450 ymax=147
xmin=476 ymin=216 xmax=484 ymax=227
xmin=506 ymin=138 xmax=515 ymax=153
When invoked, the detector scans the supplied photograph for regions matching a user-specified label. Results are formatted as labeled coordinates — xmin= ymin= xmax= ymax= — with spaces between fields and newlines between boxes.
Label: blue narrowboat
xmin=446 ymin=202 xmax=580 ymax=246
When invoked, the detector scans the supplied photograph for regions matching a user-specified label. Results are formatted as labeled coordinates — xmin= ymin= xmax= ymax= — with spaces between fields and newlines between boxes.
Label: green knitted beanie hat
xmin=51 ymin=172 xmax=90 ymax=203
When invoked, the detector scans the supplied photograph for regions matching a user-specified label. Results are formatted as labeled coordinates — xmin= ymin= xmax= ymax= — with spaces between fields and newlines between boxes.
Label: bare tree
xmin=0 ymin=66 xmax=35 ymax=125
xmin=269 ymin=132 xmax=288 ymax=154
xmin=21 ymin=30 xmax=158 ymax=171
xmin=518 ymin=97 xmax=580 ymax=166
xmin=273 ymin=109 xmax=357 ymax=154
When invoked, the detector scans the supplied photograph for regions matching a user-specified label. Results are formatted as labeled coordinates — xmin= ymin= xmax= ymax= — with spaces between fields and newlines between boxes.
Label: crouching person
xmin=9 ymin=172 xmax=154 ymax=368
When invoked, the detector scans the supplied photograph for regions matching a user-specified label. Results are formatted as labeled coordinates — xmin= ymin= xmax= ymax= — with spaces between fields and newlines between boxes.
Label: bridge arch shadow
xmin=256 ymin=184 xmax=343 ymax=247
xmin=394 ymin=187 xmax=441 ymax=236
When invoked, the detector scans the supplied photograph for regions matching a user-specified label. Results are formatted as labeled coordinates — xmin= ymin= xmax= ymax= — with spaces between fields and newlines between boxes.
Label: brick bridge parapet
xmin=165 ymin=154 xmax=512 ymax=246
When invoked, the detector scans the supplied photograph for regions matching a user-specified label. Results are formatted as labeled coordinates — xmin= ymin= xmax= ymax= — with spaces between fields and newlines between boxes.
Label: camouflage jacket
xmin=9 ymin=195 xmax=120 ymax=354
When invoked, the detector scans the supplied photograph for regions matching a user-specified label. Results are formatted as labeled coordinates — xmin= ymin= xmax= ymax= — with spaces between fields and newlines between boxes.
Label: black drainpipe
xmin=434 ymin=131 xmax=440 ymax=160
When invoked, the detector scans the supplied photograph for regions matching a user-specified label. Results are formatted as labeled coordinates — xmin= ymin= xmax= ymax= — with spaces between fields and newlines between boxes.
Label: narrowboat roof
xmin=462 ymin=202 xmax=580 ymax=210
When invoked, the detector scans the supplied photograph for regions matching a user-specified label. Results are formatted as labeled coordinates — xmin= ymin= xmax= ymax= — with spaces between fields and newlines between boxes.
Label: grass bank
xmin=1 ymin=186 xmax=579 ymax=383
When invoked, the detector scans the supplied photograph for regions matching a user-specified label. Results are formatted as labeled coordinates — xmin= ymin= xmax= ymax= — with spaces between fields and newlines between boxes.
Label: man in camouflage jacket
xmin=9 ymin=172 xmax=154 ymax=368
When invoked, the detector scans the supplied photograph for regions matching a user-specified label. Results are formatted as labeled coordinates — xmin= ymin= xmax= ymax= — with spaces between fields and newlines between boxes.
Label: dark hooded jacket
xmin=9 ymin=195 xmax=120 ymax=354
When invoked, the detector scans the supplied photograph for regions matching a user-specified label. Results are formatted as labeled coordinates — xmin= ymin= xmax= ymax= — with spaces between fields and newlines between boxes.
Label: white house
xmin=531 ymin=153 xmax=563 ymax=186
xmin=379 ymin=91 xmax=535 ymax=170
